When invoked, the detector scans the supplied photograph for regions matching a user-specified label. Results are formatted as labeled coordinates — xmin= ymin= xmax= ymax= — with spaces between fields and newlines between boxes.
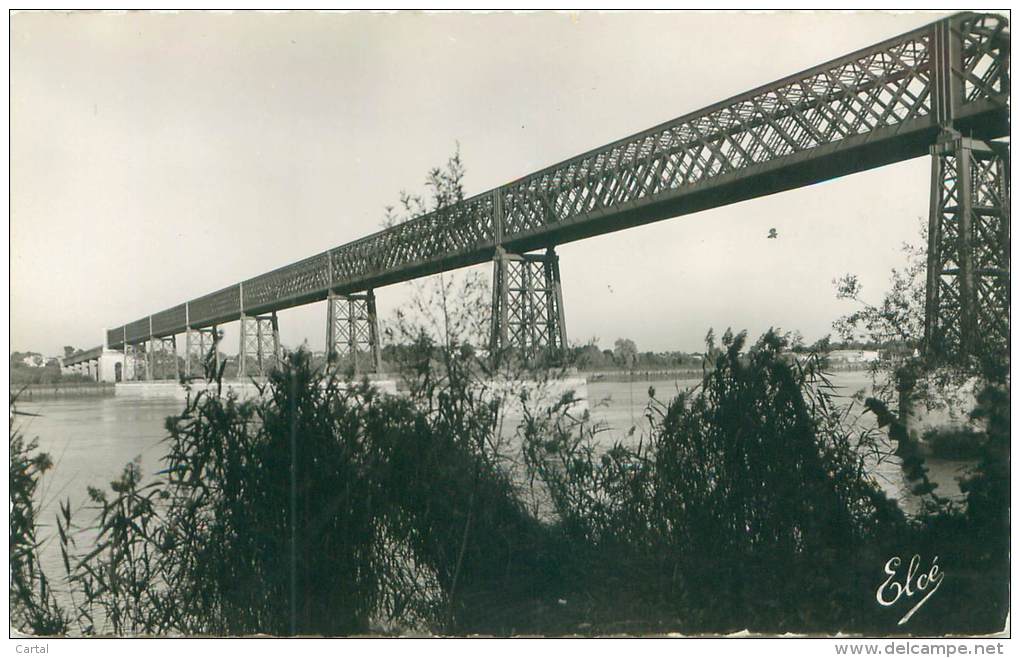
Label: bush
xmin=523 ymin=329 xmax=909 ymax=632
xmin=33 ymin=347 xmax=566 ymax=636
xmin=9 ymin=402 xmax=69 ymax=635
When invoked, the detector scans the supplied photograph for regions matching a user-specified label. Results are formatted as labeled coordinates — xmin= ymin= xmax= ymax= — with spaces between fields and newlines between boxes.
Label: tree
xmin=832 ymin=219 xmax=926 ymax=351
xmin=572 ymin=341 xmax=608 ymax=370
xmin=63 ymin=346 xmax=78 ymax=359
xmin=613 ymin=338 xmax=638 ymax=369
xmin=808 ymin=334 xmax=832 ymax=354
xmin=382 ymin=144 xmax=465 ymax=229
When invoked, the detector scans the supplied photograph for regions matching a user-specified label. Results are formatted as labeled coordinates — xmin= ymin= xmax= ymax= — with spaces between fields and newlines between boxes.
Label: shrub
xmin=523 ymin=329 xmax=908 ymax=632
xmin=9 ymin=401 xmax=70 ymax=635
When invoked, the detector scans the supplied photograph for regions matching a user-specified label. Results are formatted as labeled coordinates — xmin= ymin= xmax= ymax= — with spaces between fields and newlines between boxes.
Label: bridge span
xmin=85 ymin=12 xmax=1007 ymax=382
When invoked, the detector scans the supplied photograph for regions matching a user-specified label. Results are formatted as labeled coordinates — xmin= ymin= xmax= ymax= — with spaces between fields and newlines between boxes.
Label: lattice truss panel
xmin=189 ymin=286 xmax=242 ymax=327
xmin=243 ymin=253 xmax=332 ymax=312
xmin=186 ymin=327 xmax=220 ymax=377
xmin=330 ymin=194 xmax=497 ymax=288
xmin=239 ymin=315 xmax=280 ymax=378
xmin=125 ymin=317 xmax=151 ymax=344
xmin=491 ymin=251 xmax=566 ymax=356
xmin=326 ymin=293 xmax=381 ymax=373
xmin=151 ymin=304 xmax=187 ymax=337
xmin=957 ymin=14 xmax=1009 ymax=103
xmin=926 ymin=137 xmax=1009 ymax=362
xmin=502 ymin=34 xmax=937 ymax=236
xmin=107 ymin=328 xmax=124 ymax=350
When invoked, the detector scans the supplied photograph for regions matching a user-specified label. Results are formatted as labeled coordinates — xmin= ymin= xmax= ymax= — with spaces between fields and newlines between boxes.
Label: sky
xmin=11 ymin=10 xmax=966 ymax=356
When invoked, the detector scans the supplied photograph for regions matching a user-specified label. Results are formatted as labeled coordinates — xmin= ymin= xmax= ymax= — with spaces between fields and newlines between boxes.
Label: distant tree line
xmin=10 ymin=348 xmax=92 ymax=386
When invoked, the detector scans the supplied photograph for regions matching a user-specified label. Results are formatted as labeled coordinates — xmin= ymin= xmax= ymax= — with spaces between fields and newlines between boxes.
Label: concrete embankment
xmin=11 ymin=383 xmax=115 ymax=400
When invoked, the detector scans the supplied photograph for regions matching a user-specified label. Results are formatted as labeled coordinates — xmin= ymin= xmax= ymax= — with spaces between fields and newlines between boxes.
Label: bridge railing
xmin=104 ymin=12 xmax=1007 ymax=350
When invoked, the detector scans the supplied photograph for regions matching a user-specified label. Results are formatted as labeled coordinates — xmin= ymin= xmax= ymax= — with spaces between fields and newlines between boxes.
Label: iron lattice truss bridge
xmin=86 ymin=12 xmax=1008 ymax=377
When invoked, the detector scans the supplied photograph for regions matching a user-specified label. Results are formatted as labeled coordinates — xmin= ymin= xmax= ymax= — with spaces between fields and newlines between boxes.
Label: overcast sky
xmin=12 ymin=10 xmax=966 ymax=356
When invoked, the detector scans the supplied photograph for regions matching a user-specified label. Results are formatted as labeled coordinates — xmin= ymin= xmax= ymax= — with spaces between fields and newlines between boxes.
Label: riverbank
xmin=11 ymin=382 xmax=114 ymax=400
xmin=580 ymin=361 xmax=876 ymax=383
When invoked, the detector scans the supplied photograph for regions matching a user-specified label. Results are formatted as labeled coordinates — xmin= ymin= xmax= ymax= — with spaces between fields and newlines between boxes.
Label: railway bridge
xmin=67 ymin=12 xmax=1009 ymax=383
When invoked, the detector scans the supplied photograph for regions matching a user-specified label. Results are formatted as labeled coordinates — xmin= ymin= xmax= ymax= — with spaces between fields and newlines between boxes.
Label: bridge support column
xmin=489 ymin=247 xmax=568 ymax=366
xmin=144 ymin=339 xmax=155 ymax=381
xmin=326 ymin=290 xmax=382 ymax=374
xmin=153 ymin=336 xmax=178 ymax=380
xmin=124 ymin=343 xmax=146 ymax=381
xmin=185 ymin=327 xmax=220 ymax=379
xmin=924 ymin=134 xmax=1009 ymax=364
xmin=238 ymin=313 xmax=280 ymax=379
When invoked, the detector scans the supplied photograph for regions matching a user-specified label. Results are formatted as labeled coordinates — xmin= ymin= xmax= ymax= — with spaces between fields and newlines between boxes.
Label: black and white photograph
xmin=7 ymin=6 xmax=1011 ymax=647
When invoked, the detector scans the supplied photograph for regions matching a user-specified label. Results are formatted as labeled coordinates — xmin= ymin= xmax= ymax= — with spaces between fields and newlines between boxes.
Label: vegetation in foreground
xmin=9 ymin=324 xmax=1009 ymax=637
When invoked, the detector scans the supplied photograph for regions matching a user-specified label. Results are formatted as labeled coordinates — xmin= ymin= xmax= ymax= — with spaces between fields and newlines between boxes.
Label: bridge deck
xmin=106 ymin=12 xmax=1009 ymax=349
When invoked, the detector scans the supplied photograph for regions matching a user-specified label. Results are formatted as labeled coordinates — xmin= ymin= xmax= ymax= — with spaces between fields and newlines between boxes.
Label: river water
xmin=14 ymin=371 xmax=973 ymax=620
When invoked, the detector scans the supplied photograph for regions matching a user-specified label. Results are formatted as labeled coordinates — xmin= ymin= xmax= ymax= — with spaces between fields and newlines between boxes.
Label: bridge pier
xmin=326 ymin=290 xmax=382 ymax=374
xmin=924 ymin=133 xmax=1010 ymax=364
xmin=152 ymin=335 xmax=178 ymax=380
xmin=489 ymin=246 xmax=567 ymax=366
xmin=238 ymin=312 xmax=280 ymax=378
xmin=185 ymin=326 xmax=220 ymax=379
xmin=122 ymin=343 xmax=144 ymax=381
